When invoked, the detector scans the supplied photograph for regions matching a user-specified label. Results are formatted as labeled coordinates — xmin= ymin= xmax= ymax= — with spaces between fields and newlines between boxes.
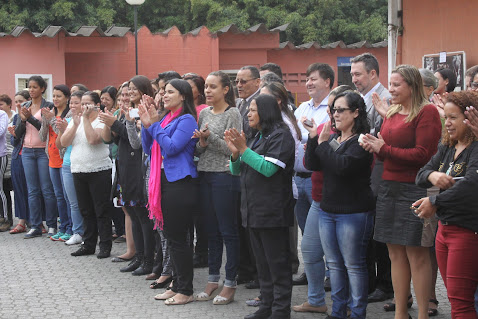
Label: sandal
xmin=196 ymin=282 xmax=219 ymax=301
xmin=384 ymin=295 xmax=413 ymax=312
xmin=213 ymin=294 xmax=234 ymax=305
xmin=164 ymin=295 xmax=195 ymax=305
xmin=428 ymin=298 xmax=439 ymax=317
xmin=154 ymin=289 xmax=176 ymax=300
xmin=150 ymin=276 xmax=173 ymax=289
xmin=9 ymin=224 xmax=26 ymax=234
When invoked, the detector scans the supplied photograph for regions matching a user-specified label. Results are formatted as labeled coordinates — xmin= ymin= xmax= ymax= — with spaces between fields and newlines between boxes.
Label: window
xmin=15 ymin=74 xmax=53 ymax=101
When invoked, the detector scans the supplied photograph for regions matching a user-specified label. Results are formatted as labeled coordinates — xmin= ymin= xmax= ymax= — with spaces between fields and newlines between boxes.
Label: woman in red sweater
xmin=361 ymin=65 xmax=442 ymax=319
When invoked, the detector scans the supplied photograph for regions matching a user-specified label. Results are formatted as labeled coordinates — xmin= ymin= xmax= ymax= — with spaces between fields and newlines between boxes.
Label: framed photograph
xmin=422 ymin=51 xmax=466 ymax=91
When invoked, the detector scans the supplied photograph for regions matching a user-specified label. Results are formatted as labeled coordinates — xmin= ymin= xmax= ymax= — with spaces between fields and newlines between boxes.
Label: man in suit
xmin=351 ymin=52 xmax=393 ymax=303
xmin=235 ymin=65 xmax=262 ymax=289
xmin=236 ymin=66 xmax=262 ymax=138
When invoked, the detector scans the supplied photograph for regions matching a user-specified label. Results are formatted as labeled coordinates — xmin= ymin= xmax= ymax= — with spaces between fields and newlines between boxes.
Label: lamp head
xmin=125 ymin=0 xmax=145 ymax=5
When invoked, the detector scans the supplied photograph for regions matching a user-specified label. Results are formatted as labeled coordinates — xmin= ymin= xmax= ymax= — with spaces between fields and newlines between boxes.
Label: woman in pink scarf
xmin=140 ymin=79 xmax=199 ymax=305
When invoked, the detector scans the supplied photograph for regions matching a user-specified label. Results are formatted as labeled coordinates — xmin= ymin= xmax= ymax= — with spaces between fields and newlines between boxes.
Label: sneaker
xmin=59 ymin=233 xmax=72 ymax=242
xmin=41 ymin=224 xmax=47 ymax=234
xmin=65 ymin=233 xmax=83 ymax=245
xmin=47 ymin=227 xmax=57 ymax=238
xmin=50 ymin=232 xmax=65 ymax=241
xmin=24 ymin=228 xmax=42 ymax=239
xmin=71 ymin=245 xmax=95 ymax=257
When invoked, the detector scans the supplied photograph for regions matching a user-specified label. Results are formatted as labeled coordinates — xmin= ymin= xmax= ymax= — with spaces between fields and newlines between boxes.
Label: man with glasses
xmin=235 ymin=66 xmax=261 ymax=138
xmin=292 ymin=63 xmax=334 ymax=287
xmin=350 ymin=52 xmax=393 ymax=304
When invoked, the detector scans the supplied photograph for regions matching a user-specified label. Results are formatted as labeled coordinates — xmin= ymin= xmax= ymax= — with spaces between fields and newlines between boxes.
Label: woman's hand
xmin=464 ymin=106 xmax=478 ymax=139
xmin=72 ymin=113 xmax=81 ymax=126
xmin=56 ymin=118 xmax=68 ymax=133
xmin=412 ymin=197 xmax=437 ymax=219
xmin=192 ymin=124 xmax=210 ymax=147
xmin=300 ymin=117 xmax=318 ymax=138
xmin=225 ymin=128 xmax=247 ymax=155
xmin=8 ymin=126 xmax=16 ymax=138
xmin=98 ymin=109 xmax=117 ymax=127
xmin=361 ymin=133 xmax=385 ymax=153
xmin=372 ymin=92 xmax=388 ymax=118
xmin=20 ymin=107 xmax=31 ymax=121
xmin=318 ymin=121 xmax=331 ymax=144
xmin=224 ymin=129 xmax=240 ymax=160
xmin=41 ymin=107 xmax=55 ymax=121
xmin=141 ymin=94 xmax=157 ymax=110
xmin=121 ymin=103 xmax=132 ymax=122
xmin=432 ymin=94 xmax=446 ymax=118
xmin=138 ymin=102 xmax=152 ymax=129
xmin=82 ymin=104 xmax=97 ymax=119
xmin=428 ymin=171 xmax=455 ymax=190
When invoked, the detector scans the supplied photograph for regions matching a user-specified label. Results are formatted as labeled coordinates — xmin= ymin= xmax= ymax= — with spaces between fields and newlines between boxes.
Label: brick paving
xmin=0 ymin=221 xmax=451 ymax=319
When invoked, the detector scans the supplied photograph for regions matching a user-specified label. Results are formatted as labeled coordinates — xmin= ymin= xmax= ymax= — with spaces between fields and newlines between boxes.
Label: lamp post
xmin=125 ymin=0 xmax=145 ymax=75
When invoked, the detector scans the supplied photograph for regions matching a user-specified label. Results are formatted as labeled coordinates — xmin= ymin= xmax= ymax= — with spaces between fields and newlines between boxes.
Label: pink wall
xmin=399 ymin=0 xmax=478 ymax=68
xmin=0 ymin=32 xmax=66 ymax=98
xmin=65 ymin=26 xmax=219 ymax=90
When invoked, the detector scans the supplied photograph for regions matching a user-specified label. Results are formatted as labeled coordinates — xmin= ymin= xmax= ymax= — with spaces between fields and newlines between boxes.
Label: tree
xmin=0 ymin=0 xmax=387 ymax=45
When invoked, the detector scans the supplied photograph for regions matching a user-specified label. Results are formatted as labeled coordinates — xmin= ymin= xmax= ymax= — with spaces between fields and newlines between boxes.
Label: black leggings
xmin=161 ymin=171 xmax=198 ymax=296
xmin=125 ymin=206 xmax=155 ymax=262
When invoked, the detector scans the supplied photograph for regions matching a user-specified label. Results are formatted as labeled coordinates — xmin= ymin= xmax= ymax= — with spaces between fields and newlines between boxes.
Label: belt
xmin=296 ymin=172 xmax=312 ymax=178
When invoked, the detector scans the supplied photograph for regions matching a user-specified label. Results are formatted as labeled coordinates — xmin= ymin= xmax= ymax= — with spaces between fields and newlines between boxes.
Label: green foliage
xmin=0 ymin=0 xmax=387 ymax=45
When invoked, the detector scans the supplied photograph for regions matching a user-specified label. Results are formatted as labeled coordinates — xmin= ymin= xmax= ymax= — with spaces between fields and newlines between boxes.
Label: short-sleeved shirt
xmin=239 ymin=124 xmax=296 ymax=228
xmin=68 ymin=117 xmax=112 ymax=173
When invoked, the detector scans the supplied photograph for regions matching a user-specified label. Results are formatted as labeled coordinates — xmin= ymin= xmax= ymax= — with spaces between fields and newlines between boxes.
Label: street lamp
xmin=125 ymin=0 xmax=145 ymax=75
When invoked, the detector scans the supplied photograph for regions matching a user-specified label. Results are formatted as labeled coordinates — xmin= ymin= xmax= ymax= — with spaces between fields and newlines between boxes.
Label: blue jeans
xmin=200 ymin=172 xmax=240 ymax=287
xmin=62 ymin=165 xmax=83 ymax=235
xmin=319 ymin=209 xmax=373 ymax=319
xmin=11 ymin=156 xmax=29 ymax=221
xmin=49 ymin=167 xmax=71 ymax=234
xmin=294 ymin=176 xmax=312 ymax=233
xmin=301 ymin=200 xmax=326 ymax=307
xmin=22 ymin=148 xmax=58 ymax=229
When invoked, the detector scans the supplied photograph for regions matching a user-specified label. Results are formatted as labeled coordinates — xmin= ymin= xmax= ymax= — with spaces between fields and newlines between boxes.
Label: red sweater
xmin=378 ymin=104 xmax=441 ymax=183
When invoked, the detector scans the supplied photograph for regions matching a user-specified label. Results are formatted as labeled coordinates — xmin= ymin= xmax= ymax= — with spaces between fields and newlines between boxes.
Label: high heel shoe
xmin=150 ymin=276 xmax=173 ymax=289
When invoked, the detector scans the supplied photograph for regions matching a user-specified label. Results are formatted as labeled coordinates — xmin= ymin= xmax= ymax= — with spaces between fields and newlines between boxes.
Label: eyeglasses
xmin=471 ymin=82 xmax=478 ymax=89
xmin=234 ymin=78 xmax=257 ymax=85
xmin=332 ymin=107 xmax=351 ymax=114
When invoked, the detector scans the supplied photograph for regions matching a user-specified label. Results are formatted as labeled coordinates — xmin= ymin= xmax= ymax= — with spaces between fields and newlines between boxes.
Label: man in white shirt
xmin=292 ymin=63 xmax=334 ymax=287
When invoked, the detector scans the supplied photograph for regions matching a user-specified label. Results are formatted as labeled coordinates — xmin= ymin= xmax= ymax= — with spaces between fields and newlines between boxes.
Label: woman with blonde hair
xmin=361 ymin=65 xmax=442 ymax=319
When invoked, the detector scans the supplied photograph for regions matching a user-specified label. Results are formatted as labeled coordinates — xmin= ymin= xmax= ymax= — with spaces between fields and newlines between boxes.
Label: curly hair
xmin=330 ymin=91 xmax=370 ymax=136
xmin=442 ymin=91 xmax=478 ymax=146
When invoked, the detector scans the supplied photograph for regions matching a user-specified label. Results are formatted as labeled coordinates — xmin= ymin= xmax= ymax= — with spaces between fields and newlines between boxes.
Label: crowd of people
xmin=1 ymin=54 xmax=478 ymax=319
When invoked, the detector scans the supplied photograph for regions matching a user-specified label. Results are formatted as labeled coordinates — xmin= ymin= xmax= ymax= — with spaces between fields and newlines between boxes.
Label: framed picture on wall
xmin=422 ymin=51 xmax=466 ymax=91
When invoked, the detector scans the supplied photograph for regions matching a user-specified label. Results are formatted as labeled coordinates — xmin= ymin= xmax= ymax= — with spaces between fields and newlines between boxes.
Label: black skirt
xmin=374 ymin=180 xmax=437 ymax=247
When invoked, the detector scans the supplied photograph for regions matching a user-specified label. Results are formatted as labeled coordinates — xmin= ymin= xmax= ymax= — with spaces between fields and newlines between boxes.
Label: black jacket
xmin=416 ymin=141 xmax=478 ymax=232
xmin=110 ymin=115 xmax=146 ymax=202
xmin=240 ymin=124 xmax=295 ymax=228
xmin=305 ymin=134 xmax=374 ymax=214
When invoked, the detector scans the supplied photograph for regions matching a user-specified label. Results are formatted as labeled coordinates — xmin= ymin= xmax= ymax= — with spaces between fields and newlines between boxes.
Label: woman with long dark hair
xmin=101 ymin=75 xmax=155 ymax=276
xmin=193 ymin=71 xmax=242 ymax=305
xmin=39 ymin=84 xmax=72 ymax=242
xmin=15 ymin=75 xmax=58 ymax=239
xmin=303 ymin=91 xmax=374 ymax=319
xmin=226 ymin=94 xmax=295 ymax=319
xmin=140 ymin=79 xmax=198 ymax=305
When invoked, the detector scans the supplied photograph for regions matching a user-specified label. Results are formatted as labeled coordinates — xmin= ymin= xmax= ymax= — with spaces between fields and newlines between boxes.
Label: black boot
xmin=132 ymin=257 xmax=153 ymax=276
xmin=120 ymin=256 xmax=142 ymax=272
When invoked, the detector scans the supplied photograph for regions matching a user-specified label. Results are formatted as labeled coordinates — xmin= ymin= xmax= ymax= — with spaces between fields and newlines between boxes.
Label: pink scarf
xmin=148 ymin=108 xmax=183 ymax=229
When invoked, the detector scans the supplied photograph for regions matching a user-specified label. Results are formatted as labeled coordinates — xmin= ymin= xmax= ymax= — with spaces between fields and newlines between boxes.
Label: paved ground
xmin=0 ymin=221 xmax=451 ymax=319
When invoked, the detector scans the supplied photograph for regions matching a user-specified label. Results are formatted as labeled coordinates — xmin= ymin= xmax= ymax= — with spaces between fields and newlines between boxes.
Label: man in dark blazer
xmin=351 ymin=52 xmax=393 ymax=303
xmin=235 ymin=66 xmax=261 ymax=138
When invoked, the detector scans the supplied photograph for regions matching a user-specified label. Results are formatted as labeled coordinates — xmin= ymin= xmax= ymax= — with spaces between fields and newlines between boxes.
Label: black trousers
xmin=111 ymin=207 xmax=125 ymax=237
xmin=73 ymin=170 xmax=113 ymax=251
xmin=125 ymin=206 xmax=155 ymax=262
xmin=161 ymin=171 xmax=198 ymax=296
xmin=237 ymin=193 xmax=257 ymax=280
xmin=249 ymin=227 xmax=292 ymax=318
xmin=366 ymin=236 xmax=393 ymax=293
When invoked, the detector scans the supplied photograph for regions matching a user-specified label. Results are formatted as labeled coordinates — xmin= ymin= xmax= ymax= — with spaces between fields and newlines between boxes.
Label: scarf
xmin=148 ymin=108 xmax=183 ymax=229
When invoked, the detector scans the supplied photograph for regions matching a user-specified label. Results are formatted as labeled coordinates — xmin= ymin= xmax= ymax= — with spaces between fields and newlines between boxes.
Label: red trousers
xmin=435 ymin=222 xmax=478 ymax=319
